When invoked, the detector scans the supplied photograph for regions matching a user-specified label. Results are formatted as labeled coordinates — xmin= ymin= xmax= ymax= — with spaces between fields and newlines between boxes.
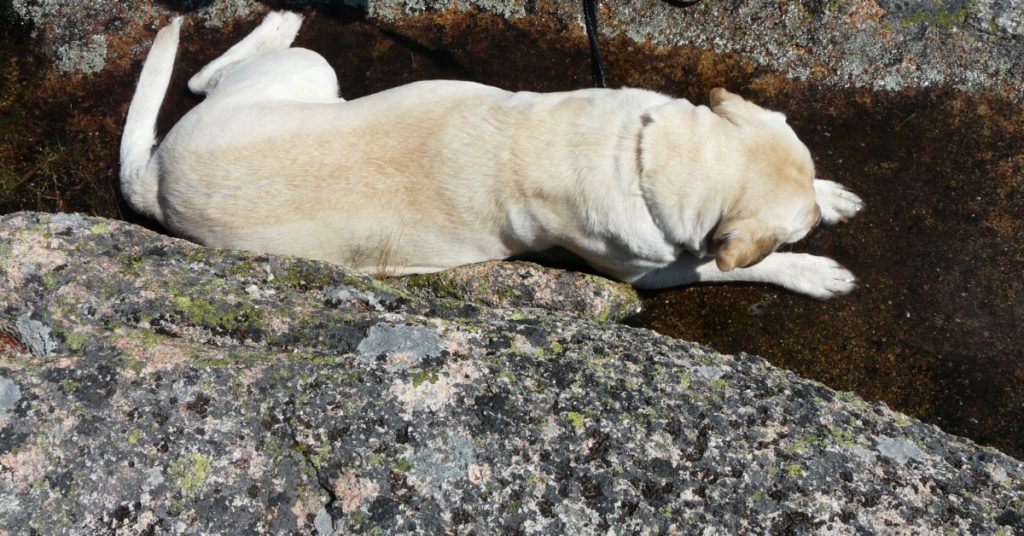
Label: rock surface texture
xmin=370 ymin=0 xmax=1024 ymax=97
xmin=1 ymin=212 xmax=1023 ymax=534
xmin=8 ymin=0 xmax=1024 ymax=97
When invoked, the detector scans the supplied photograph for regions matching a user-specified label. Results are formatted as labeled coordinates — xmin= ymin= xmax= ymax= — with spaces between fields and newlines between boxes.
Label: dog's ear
xmin=710 ymin=88 xmax=786 ymax=125
xmin=709 ymin=88 xmax=750 ymax=125
xmin=714 ymin=218 xmax=779 ymax=271
xmin=709 ymin=87 xmax=741 ymax=108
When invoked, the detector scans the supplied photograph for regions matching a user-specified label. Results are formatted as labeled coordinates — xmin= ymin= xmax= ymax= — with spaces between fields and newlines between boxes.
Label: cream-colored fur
xmin=121 ymin=12 xmax=864 ymax=299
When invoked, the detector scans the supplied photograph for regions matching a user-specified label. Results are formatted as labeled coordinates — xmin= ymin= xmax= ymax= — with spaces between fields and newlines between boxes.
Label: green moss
xmin=114 ymin=355 xmax=145 ymax=374
xmin=0 ymin=241 xmax=12 ymax=267
xmin=412 ymin=368 xmax=440 ymax=387
xmin=491 ymin=284 xmax=517 ymax=301
xmin=548 ymin=341 xmax=564 ymax=354
xmin=127 ymin=428 xmax=143 ymax=444
xmin=63 ymin=330 xmax=88 ymax=351
xmin=711 ymin=378 xmax=730 ymax=389
xmin=284 ymin=352 xmax=344 ymax=366
xmin=169 ymin=452 xmax=213 ymax=497
xmin=224 ymin=260 xmax=260 ymax=279
xmin=391 ymin=457 xmax=412 ymax=474
xmin=566 ymin=411 xmax=586 ymax=431
xmin=275 ymin=262 xmax=336 ymax=290
xmin=753 ymin=490 xmax=764 ymax=503
xmin=404 ymin=272 xmax=463 ymax=298
xmin=829 ymin=426 xmax=857 ymax=445
xmin=89 ymin=222 xmax=110 ymax=234
xmin=787 ymin=464 xmax=802 ymax=477
xmin=900 ymin=5 xmax=971 ymax=29
xmin=364 ymin=277 xmax=411 ymax=299
xmin=193 ymin=355 xmax=238 ymax=368
xmin=43 ymin=273 xmax=60 ymax=290
xmin=173 ymin=294 xmax=263 ymax=333
xmin=509 ymin=311 xmax=529 ymax=321
xmin=59 ymin=378 xmax=81 ymax=393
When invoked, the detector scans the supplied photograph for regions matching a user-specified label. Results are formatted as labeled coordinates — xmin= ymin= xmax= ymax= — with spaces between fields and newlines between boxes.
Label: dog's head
xmin=640 ymin=88 xmax=821 ymax=270
xmin=707 ymin=88 xmax=819 ymax=270
xmin=705 ymin=88 xmax=821 ymax=271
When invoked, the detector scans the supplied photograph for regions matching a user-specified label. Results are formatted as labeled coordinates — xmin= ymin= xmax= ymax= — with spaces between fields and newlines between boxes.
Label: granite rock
xmin=399 ymin=261 xmax=641 ymax=323
xmin=1 ymin=212 xmax=1022 ymax=534
xmin=369 ymin=0 xmax=1024 ymax=98
xmin=6 ymin=0 xmax=1024 ymax=99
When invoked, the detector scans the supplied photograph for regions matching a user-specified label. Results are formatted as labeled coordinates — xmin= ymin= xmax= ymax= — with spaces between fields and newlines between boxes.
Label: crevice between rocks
xmin=282 ymin=419 xmax=338 ymax=533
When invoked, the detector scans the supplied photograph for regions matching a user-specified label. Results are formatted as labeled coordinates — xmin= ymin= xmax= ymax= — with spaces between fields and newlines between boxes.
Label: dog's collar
xmin=635 ymin=113 xmax=723 ymax=258
xmin=635 ymin=115 xmax=690 ymax=253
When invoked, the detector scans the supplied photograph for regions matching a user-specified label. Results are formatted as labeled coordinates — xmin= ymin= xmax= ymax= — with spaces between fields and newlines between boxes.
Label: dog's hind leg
xmin=188 ymin=11 xmax=340 ymax=103
xmin=198 ymin=47 xmax=341 ymax=103
xmin=187 ymin=11 xmax=304 ymax=95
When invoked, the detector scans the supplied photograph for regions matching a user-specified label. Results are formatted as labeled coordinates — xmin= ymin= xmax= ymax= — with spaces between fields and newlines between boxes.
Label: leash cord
xmin=581 ymin=0 xmax=703 ymax=90
xmin=582 ymin=0 xmax=607 ymax=88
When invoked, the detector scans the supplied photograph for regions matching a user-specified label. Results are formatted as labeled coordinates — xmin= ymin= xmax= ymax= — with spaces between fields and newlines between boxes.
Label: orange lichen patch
xmin=442 ymin=328 xmax=475 ymax=357
xmin=4 ymin=238 xmax=68 ymax=287
xmin=467 ymin=463 xmax=492 ymax=486
xmin=237 ymin=364 xmax=269 ymax=388
xmin=846 ymin=0 xmax=887 ymax=26
xmin=0 ymin=444 xmax=47 ymax=490
xmin=111 ymin=332 xmax=192 ymax=375
xmin=333 ymin=471 xmax=380 ymax=513
xmin=289 ymin=493 xmax=321 ymax=530
xmin=390 ymin=360 xmax=483 ymax=416
xmin=0 ymin=329 xmax=27 ymax=356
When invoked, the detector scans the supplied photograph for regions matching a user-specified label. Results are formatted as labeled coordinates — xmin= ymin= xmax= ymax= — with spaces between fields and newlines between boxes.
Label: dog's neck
xmin=637 ymin=101 xmax=746 ymax=256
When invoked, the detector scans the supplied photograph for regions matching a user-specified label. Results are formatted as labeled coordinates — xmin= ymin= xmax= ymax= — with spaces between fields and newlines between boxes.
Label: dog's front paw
xmin=773 ymin=253 xmax=857 ymax=300
xmin=814 ymin=179 xmax=864 ymax=224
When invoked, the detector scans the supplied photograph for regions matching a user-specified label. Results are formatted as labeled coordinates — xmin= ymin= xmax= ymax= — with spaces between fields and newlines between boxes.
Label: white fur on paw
xmin=775 ymin=254 xmax=857 ymax=300
xmin=188 ymin=11 xmax=304 ymax=94
xmin=814 ymin=179 xmax=864 ymax=224
xmin=254 ymin=11 xmax=304 ymax=51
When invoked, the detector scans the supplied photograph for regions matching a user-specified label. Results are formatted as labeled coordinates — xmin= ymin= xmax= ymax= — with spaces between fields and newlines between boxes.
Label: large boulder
xmin=1 ymin=212 xmax=1022 ymax=534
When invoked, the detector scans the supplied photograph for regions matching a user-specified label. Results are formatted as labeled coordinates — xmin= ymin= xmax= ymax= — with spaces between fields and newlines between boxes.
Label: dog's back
xmin=158 ymin=81 xmax=518 ymax=272
xmin=155 ymin=80 xmax=670 ymax=274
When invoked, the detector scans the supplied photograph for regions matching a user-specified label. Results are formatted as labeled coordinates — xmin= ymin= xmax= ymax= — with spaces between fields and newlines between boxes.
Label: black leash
xmin=581 ymin=0 xmax=703 ymax=89
xmin=582 ymin=0 xmax=607 ymax=88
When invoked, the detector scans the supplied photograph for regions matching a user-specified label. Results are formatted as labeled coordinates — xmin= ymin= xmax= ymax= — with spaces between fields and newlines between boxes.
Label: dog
xmin=120 ymin=12 xmax=863 ymax=299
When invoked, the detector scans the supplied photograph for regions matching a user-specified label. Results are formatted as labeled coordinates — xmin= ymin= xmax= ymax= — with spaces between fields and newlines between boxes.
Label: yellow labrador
xmin=121 ymin=12 xmax=863 ymax=299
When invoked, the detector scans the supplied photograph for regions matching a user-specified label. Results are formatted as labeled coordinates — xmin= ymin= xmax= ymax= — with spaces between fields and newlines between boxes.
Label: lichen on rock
xmin=0 ymin=211 xmax=1021 ymax=534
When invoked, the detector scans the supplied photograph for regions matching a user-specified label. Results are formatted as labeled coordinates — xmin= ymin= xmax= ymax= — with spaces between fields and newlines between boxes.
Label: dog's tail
xmin=119 ymin=17 xmax=183 ymax=223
